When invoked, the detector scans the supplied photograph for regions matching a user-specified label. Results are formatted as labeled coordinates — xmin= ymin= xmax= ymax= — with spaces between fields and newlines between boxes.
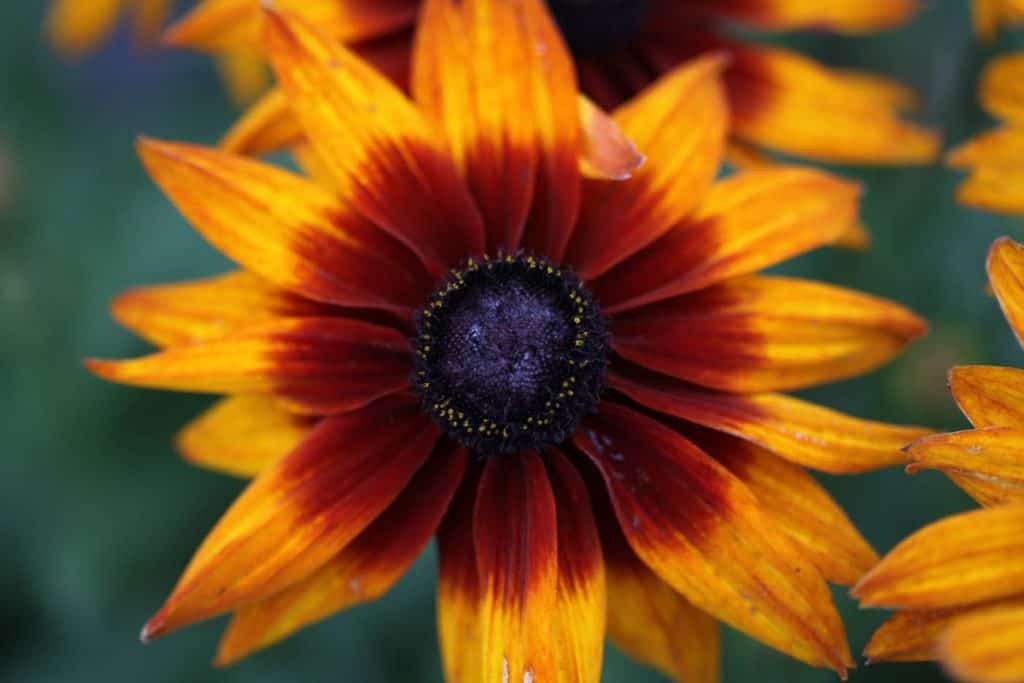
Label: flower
xmin=89 ymin=2 xmax=929 ymax=678
xmin=973 ymin=0 xmax=1024 ymax=40
xmin=854 ymin=237 xmax=1024 ymax=683
xmin=44 ymin=0 xmax=268 ymax=103
xmin=168 ymin=0 xmax=939 ymax=166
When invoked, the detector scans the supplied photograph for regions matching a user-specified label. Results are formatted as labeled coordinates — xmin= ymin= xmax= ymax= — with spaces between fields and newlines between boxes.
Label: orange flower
xmin=973 ymin=0 xmax=1024 ymax=40
xmin=168 ymin=0 xmax=939 ymax=166
xmin=855 ymin=238 xmax=1024 ymax=683
xmin=44 ymin=0 xmax=268 ymax=103
xmin=90 ymin=2 xmax=929 ymax=678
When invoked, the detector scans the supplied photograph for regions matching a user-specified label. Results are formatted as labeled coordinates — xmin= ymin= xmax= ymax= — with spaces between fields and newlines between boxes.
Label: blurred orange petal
xmin=906 ymin=426 xmax=1024 ymax=506
xmin=682 ymin=0 xmax=920 ymax=33
xmin=980 ymin=53 xmax=1024 ymax=125
xmin=989 ymin=238 xmax=1024 ymax=344
xmin=940 ymin=604 xmax=1024 ymax=683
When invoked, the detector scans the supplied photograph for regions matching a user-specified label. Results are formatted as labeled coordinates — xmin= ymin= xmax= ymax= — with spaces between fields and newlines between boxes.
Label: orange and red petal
xmin=141 ymin=394 xmax=439 ymax=639
xmin=697 ymin=431 xmax=878 ymax=585
xmin=413 ymin=0 xmax=579 ymax=257
xmin=611 ymin=275 xmax=926 ymax=393
xmin=164 ymin=0 xmax=417 ymax=52
xmin=263 ymin=8 xmax=484 ymax=276
xmin=474 ymin=453 xmax=560 ymax=682
xmin=989 ymin=238 xmax=1024 ymax=344
xmin=566 ymin=54 xmax=729 ymax=280
xmin=609 ymin=365 xmax=928 ymax=473
xmin=137 ymin=139 xmax=432 ymax=316
xmin=950 ymin=365 xmax=1024 ymax=429
xmin=727 ymin=43 xmax=940 ymax=165
xmin=678 ymin=0 xmax=920 ymax=33
xmin=854 ymin=505 xmax=1024 ymax=611
xmin=906 ymin=427 xmax=1024 ymax=507
xmin=86 ymin=317 xmax=411 ymax=416
xmin=592 ymin=167 xmax=861 ymax=313
xmin=177 ymin=396 xmax=313 ymax=478
xmin=215 ymin=440 xmax=468 ymax=665
xmin=940 ymin=604 xmax=1024 ymax=683
xmin=574 ymin=402 xmax=851 ymax=673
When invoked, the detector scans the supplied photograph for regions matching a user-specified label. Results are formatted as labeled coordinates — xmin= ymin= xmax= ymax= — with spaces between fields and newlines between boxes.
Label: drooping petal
xmin=545 ymin=450 xmax=606 ymax=683
xmin=600 ymin=507 xmax=720 ymax=683
xmin=611 ymin=276 xmax=926 ymax=393
xmin=566 ymin=54 xmax=729 ymax=280
xmin=906 ymin=427 xmax=1024 ymax=506
xmin=164 ymin=0 xmax=418 ymax=52
xmin=940 ymin=605 xmax=1024 ymax=683
xmin=989 ymin=237 xmax=1024 ymax=345
xmin=86 ymin=317 xmax=411 ymax=416
xmin=854 ymin=505 xmax=1024 ymax=610
xmin=609 ymin=365 xmax=927 ymax=474
xmin=953 ymin=166 xmax=1024 ymax=215
xmin=695 ymin=431 xmax=878 ymax=585
xmin=728 ymin=43 xmax=940 ymax=164
xmin=474 ymin=453 xmax=559 ymax=682
xmin=865 ymin=609 xmax=962 ymax=664
xmin=263 ymin=8 xmax=485 ymax=275
xmin=46 ymin=0 xmax=123 ymax=55
xmin=112 ymin=271 xmax=332 ymax=348
xmin=176 ymin=396 xmax=313 ymax=478
xmin=950 ymin=365 xmax=1024 ymax=429
xmin=592 ymin=167 xmax=861 ymax=313
xmin=577 ymin=96 xmax=645 ymax=181
xmin=574 ymin=402 xmax=851 ymax=673
xmin=141 ymin=395 xmax=439 ymax=639
xmin=413 ymin=0 xmax=580 ymax=256
xmin=948 ymin=127 xmax=1024 ymax=215
xmin=215 ymin=441 xmax=468 ymax=665
xmin=137 ymin=139 xmax=432 ymax=316
xmin=980 ymin=54 xmax=1024 ymax=125
xmin=679 ymin=0 xmax=920 ymax=33
xmin=948 ymin=126 xmax=1024 ymax=171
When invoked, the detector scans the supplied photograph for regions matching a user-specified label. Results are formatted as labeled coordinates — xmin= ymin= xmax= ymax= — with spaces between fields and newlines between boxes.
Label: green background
xmin=2 ymin=2 xmax=1022 ymax=681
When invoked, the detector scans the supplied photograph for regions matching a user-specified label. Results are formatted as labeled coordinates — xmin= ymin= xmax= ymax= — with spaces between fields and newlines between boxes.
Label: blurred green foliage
xmin=2 ymin=2 xmax=1023 ymax=682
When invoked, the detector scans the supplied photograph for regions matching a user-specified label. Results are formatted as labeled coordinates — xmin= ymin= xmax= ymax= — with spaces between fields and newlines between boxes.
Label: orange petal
xmin=609 ymin=365 xmax=929 ymax=473
xmin=601 ymin=512 xmax=721 ymax=683
xmin=698 ymin=431 xmax=878 ymax=585
xmin=566 ymin=54 xmax=729 ymax=280
xmin=111 ymin=271 xmax=332 ymax=348
xmin=854 ymin=505 xmax=1024 ymax=610
xmin=474 ymin=453 xmax=559 ymax=682
xmin=164 ymin=0 xmax=417 ymax=52
xmin=940 ymin=604 xmax=1024 ymax=683
xmin=612 ymin=275 xmax=926 ymax=393
xmin=980 ymin=53 xmax=1024 ymax=126
xmin=593 ymin=167 xmax=861 ymax=313
xmin=215 ymin=441 xmax=468 ymax=665
xmin=137 ymin=138 xmax=432 ymax=316
xmin=545 ymin=450 xmax=606 ymax=683
xmin=215 ymin=48 xmax=271 ymax=105
xmin=46 ymin=0 xmax=122 ymax=56
xmin=954 ymin=166 xmax=1024 ymax=215
xmin=221 ymin=88 xmax=303 ymax=156
xmin=865 ymin=609 xmax=962 ymax=663
xmin=141 ymin=395 xmax=439 ymax=639
xmin=176 ymin=396 xmax=313 ymax=478
xmin=262 ymin=8 xmax=484 ymax=275
xmin=682 ymin=0 xmax=920 ymax=33
xmin=989 ymin=237 xmax=1024 ymax=344
xmin=577 ymin=95 xmax=645 ymax=181
xmin=86 ymin=317 xmax=411 ymax=416
xmin=413 ymin=0 xmax=580 ymax=257
xmin=133 ymin=0 xmax=175 ymax=46
xmin=728 ymin=43 xmax=939 ymax=165
xmin=948 ymin=126 xmax=1024 ymax=170
xmin=947 ymin=127 xmax=1024 ymax=215
xmin=834 ymin=220 xmax=873 ymax=251
xmin=906 ymin=426 xmax=1024 ymax=506
xmin=574 ymin=402 xmax=851 ymax=673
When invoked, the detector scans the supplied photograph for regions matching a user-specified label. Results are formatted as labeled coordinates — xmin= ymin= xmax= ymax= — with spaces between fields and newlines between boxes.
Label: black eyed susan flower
xmin=168 ymin=0 xmax=939 ymax=166
xmin=854 ymin=238 xmax=1024 ymax=683
xmin=90 ymin=2 xmax=930 ymax=679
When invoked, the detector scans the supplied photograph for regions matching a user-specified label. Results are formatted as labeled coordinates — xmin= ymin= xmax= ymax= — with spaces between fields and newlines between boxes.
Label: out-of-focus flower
xmin=973 ymin=0 xmax=1024 ymax=40
xmin=44 ymin=0 xmax=268 ymax=103
xmin=89 ymin=2 xmax=928 ymax=678
xmin=948 ymin=54 xmax=1024 ymax=215
xmin=169 ymin=0 xmax=939 ymax=166
xmin=855 ymin=237 xmax=1024 ymax=683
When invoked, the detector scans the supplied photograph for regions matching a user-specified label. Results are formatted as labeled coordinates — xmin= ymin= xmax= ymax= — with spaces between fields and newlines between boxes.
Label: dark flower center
xmin=413 ymin=254 xmax=609 ymax=455
xmin=546 ymin=0 xmax=653 ymax=57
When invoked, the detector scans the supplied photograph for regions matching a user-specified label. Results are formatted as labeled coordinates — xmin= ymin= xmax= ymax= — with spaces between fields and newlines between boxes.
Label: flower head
xmin=90 ymin=2 xmax=928 ymax=678
xmin=855 ymin=237 xmax=1024 ymax=683
xmin=169 ymin=0 xmax=939 ymax=166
